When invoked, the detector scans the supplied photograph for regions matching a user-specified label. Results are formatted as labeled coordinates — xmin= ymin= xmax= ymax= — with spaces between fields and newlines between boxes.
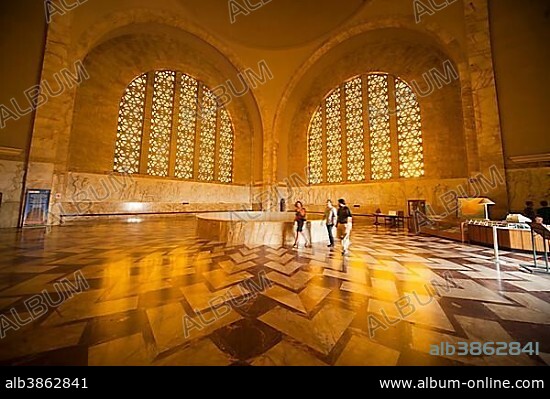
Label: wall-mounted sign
xmin=22 ymin=189 xmax=51 ymax=227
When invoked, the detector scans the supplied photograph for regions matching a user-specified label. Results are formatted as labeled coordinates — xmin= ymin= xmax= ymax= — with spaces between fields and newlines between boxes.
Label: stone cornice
xmin=0 ymin=146 xmax=24 ymax=157
xmin=509 ymin=153 xmax=550 ymax=164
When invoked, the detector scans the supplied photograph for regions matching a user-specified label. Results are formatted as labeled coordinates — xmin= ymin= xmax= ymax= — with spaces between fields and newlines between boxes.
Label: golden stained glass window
xmin=147 ymin=71 xmax=176 ymax=177
xmin=345 ymin=77 xmax=365 ymax=182
xmin=114 ymin=74 xmax=147 ymax=174
xmin=307 ymin=73 xmax=424 ymax=185
xmin=368 ymin=74 xmax=392 ymax=180
xmin=218 ymin=109 xmax=234 ymax=184
xmin=197 ymin=87 xmax=217 ymax=182
xmin=175 ymin=74 xmax=198 ymax=180
xmin=307 ymin=107 xmax=323 ymax=185
xmin=114 ymin=70 xmax=234 ymax=183
xmin=395 ymin=79 xmax=425 ymax=178
xmin=325 ymin=88 xmax=343 ymax=183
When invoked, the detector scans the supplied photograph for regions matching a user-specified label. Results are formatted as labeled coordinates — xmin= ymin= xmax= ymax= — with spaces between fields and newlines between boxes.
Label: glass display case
xmin=467 ymin=220 xmax=546 ymax=251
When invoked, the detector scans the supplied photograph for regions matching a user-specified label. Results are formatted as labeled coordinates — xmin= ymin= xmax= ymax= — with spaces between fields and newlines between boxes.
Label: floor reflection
xmin=0 ymin=216 xmax=548 ymax=366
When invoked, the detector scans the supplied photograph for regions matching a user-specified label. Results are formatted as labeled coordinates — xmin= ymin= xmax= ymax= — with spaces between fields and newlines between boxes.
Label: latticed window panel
xmin=368 ymin=74 xmax=392 ymax=180
xmin=395 ymin=78 xmax=425 ymax=178
xmin=325 ymin=88 xmax=343 ymax=183
xmin=114 ymin=69 xmax=236 ymax=183
xmin=345 ymin=77 xmax=366 ymax=182
xmin=197 ymin=86 xmax=217 ymax=182
xmin=306 ymin=73 xmax=425 ymax=185
xmin=175 ymin=74 xmax=198 ymax=179
xmin=147 ymin=71 xmax=176 ymax=177
xmin=218 ymin=109 xmax=234 ymax=183
xmin=307 ymin=107 xmax=323 ymax=185
xmin=114 ymin=74 xmax=147 ymax=174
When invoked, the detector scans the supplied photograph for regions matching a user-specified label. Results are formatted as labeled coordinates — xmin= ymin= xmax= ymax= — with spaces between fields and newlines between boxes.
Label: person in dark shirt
xmin=292 ymin=201 xmax=311 ymax=248
xmin=336 ymin=198 xmax=353 ymax=255
xmin=536 ymin=201 xmax=550 ymax=225
xmin=523 ymin=201 xmax=536 ymax=221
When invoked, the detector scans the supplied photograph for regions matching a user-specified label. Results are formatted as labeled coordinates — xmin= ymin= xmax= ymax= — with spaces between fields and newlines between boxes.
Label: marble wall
xmin=507 ymin=167 xmax=550 ymax=212
xmin=11 ymin=0 xmax=518 ymax=227
xmin=266 ymin=178 xmax=470 ymax=217
xmin=268 ymin=0 xmax=510 ymax=219
xmin=281 ymin=34 xmax=468 ymax=185
xmin=49 ymin=171 xmax=252 ymax=223
xmin=68 ymin=33 xmax=260 ymax=184
xmin=0 ymin=160 xmax=24 ymax=228
xmin=462 ymin=0 xmax=509 ymax=218
xmin=6 ymin=166 xmax=543 ymax=227
xmin=19 ymin=3 xmax=262 ymax=227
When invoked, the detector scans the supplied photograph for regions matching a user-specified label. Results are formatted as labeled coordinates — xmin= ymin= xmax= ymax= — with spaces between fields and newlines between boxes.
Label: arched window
xmin=307 ymin=73 xmax=424 ymax=184
xmin=114 ymin=70 xmax=234 ymax=184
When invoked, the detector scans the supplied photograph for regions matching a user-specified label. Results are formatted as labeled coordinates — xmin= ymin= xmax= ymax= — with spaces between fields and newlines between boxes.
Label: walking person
xmin=336 ymin=198 xmax=353 ymax=255
xmin=293 ymin=201 xmax=311 ymax=248
xmin=324 ymin=199 xmax=337 ymax=248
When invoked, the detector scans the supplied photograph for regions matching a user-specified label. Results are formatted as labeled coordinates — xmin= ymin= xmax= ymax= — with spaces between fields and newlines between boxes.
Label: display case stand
xmin=520 ymin=226 xmax=550 ymax=274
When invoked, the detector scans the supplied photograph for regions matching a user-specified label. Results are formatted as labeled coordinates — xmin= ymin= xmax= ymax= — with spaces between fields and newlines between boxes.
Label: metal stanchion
xmin=520 ymin=223 xmax=550 ymax=274
xmin=492 ymin=225 xmax=501 ymax=264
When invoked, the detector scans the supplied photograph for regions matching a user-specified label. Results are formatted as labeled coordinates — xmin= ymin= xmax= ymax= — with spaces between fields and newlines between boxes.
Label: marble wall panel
xmin=49 ymin=171 xmax=252 ymax=221
xmin=0 ymin=160 xmax=25 ymax=228
xmin=268 ymin=178 xmax=470 ymax=216
xmin=507 ymin=167 xmax=550 ymax=212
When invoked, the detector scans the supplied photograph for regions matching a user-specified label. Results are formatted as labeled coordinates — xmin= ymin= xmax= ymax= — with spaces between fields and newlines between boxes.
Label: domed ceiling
xmin=177 ymin=0 xmax=370 ymax=48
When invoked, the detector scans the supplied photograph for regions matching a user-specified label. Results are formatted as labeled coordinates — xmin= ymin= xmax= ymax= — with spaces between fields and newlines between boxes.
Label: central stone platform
xmin=196 ymin=211 xmax=326 ymax=246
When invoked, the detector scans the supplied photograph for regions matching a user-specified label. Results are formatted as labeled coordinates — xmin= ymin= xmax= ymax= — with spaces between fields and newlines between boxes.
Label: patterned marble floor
xmin=0 ymin=216 xmax=549 ymax=366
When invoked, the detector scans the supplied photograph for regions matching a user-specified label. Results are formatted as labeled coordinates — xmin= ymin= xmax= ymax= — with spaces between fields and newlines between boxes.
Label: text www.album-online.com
xmin=379 ymin=377 xmax=545 ymax=390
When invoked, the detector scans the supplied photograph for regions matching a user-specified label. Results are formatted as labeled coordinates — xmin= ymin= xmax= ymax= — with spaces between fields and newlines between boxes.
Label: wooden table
xmin=369 ymin=213 xmax=407 ymax=228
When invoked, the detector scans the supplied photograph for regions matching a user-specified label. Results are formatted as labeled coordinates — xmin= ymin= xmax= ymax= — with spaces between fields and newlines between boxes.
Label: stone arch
xmin=271 ymin=18 xmax=476 ymax=185
xmin=68 ymin=22 xmax=264 ymax=185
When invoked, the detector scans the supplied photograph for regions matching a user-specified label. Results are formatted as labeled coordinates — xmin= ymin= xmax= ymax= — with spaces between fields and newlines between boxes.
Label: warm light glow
xmin=345 ymin=77 xmax=366 ymax=182
xmin=114 ymin=70 xmax=234 ymax=183
xmin=198 ymin=87 xmax=217 ymax=182
xmin=396 ymin=79 xmax=425 ymax=178
xmin=124 ymin=202 xmax=145 ymax=212
xmin=368 ymin=74 xmax=392 ymax=180
xmin=218 ymin=109 xmax=234 ymax=184
xmin=326 ymin=88 xmax=343 ymax=183
xmin=148 ymin=71 xmax=176 ymax=177
xmin=308 ymin=107 xmax=323 ymax=184
xmin=307 ymin=73 xmax=425 ymax=184
xmin=114 ymin=75 xmax=147 ymax=174
xmin=175 ymin=74 xmax=198 ymax=180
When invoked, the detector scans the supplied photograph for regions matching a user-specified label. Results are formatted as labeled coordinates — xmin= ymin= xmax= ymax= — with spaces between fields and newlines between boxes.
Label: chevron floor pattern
xmin=0 ymin=216 xmax=549 ymax=366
